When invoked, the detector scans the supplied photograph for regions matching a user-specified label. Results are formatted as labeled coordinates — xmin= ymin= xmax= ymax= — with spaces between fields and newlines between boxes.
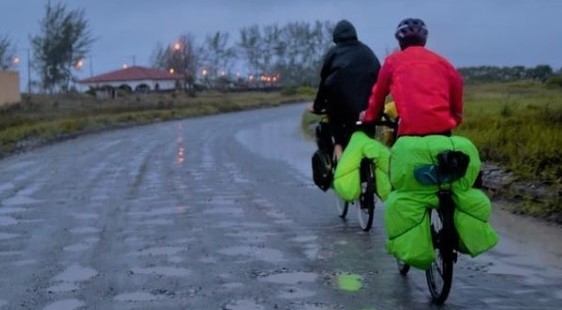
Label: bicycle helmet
xmin=395 ymin=18 xmax=428 ymax=49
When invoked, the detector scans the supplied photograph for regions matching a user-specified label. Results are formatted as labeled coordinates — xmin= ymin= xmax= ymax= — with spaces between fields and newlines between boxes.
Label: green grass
xmin=0 ymin=91 xmax=313 ymax=157
xmin=457 ymin=82 xmax=562 ymax=183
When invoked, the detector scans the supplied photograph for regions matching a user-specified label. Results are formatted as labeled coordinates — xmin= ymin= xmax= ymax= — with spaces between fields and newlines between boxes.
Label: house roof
xmin=78 ymin=66 xmax=182 ymax=84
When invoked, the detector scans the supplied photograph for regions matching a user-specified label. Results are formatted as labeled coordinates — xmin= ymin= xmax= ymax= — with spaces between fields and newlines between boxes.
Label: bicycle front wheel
xmin=357 ymin=159 xmax=375 ymax=231
xmin=425 ymin=209 xmax=454 ymax=305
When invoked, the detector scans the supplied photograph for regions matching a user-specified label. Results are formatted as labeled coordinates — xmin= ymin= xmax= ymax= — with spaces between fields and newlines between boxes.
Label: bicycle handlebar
xmin=357 ymin=113 xmax=398 ymax=129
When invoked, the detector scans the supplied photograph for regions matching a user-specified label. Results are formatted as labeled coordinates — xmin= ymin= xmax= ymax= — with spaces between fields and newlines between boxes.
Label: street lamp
xmin=11 ymin=56 xmax=20 ymax=66
xmin=11 ymin=48 xmax=31 ymax=94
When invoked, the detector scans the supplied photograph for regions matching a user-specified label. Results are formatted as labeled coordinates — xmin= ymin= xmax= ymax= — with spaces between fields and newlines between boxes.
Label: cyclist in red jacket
xmin=361 ymin=18 xmax=463 ymax=136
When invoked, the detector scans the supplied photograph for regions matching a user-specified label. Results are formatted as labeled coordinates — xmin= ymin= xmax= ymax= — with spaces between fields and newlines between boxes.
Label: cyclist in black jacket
xmin=310 ymin=19 xmax=381 ymax=159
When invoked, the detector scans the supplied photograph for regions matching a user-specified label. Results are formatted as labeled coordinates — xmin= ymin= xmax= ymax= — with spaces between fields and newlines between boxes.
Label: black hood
xmin=333 ymin=20 xmax=358 ymax=43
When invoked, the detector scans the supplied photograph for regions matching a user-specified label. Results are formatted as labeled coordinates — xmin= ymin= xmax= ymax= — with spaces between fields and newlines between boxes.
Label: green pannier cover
xmin=385 ymin=190 xmax=438 ymax=270
xmin=390 ymin=135 xmax=481 ymax=191
xmin=454 ymin=189 xmax=499 ymax=256
xmin=333 ymin=131 xmax=391 ymax=202
xmin=384 ymin=136 xmax=499 ymax=270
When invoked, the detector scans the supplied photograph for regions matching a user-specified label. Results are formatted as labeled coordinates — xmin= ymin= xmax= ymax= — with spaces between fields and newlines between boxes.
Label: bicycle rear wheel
xmin=357 ymin=159 xmax=375 ymax=231
xmin=425 ymin=209 xmax=454 ymax=305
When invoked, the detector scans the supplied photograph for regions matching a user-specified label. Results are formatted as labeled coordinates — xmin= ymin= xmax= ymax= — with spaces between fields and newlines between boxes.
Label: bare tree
xmin=200 ymin=32 xmax=236 ymax=81
xmin=151 ymin=33 xmax=199 ymax=91
xmin=0 ymin=35 xmax=15 ymax=70
xmin=31 ymin=1 xmax=94 ymax=93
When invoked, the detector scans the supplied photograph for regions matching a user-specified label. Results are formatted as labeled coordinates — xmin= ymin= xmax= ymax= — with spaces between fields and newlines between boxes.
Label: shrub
xmin=546 ymin=76 xmax=562 ymax=88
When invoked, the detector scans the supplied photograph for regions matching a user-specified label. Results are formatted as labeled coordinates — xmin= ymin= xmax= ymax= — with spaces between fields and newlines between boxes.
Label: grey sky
xmin=1 ymin=0 xmax=561 ymax=82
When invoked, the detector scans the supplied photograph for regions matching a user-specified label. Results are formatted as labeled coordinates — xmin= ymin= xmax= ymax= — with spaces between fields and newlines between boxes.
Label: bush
xmin=546 ymin=76 xmax=562 ymax=88
xmin=297 ymin=86 xmax=316 ymax=96
xmin=281 ymin=87 xmax=297 ymax=96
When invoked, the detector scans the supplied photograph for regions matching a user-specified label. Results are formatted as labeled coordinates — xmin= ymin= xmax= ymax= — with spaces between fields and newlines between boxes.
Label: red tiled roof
xmin=78 ymin=66 xmax=182 ymax=83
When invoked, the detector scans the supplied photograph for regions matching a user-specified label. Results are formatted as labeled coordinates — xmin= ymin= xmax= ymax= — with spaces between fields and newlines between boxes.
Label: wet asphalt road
xmin=0 ymin=103 xmax=561 ymax=310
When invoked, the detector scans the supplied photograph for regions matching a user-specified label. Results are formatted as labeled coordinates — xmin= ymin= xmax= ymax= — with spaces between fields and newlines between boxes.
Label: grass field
xmin=457 ymin=82 xmax=561 ymax=183
xmin=0 ymin=90 xmax=313 ymax=157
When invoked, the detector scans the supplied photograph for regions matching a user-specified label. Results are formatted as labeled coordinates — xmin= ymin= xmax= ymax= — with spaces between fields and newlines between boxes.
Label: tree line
xmin=458 ymin=65 xmax=560 ymax=83
xmin=1 ymin=2 xmax=561 ymax=93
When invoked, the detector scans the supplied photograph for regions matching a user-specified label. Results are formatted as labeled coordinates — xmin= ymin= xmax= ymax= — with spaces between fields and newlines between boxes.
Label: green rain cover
xmin=385 ymin=136 xmax=499 ymax=270
xmin=333 ymin=131 xmax=392 ymax=202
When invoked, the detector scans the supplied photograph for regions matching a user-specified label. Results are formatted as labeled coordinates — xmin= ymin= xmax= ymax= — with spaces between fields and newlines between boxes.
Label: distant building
xmin=0 ymin=71 xmax=21 ymax=106
xmin=78 ymin=66 xmax=182 ymax=98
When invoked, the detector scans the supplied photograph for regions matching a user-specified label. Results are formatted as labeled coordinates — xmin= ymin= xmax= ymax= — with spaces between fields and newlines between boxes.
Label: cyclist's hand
xmin=307 ymin=102 xmax=315 ymax=113
xmin=359 ymin=110 xmax=366 ymax=121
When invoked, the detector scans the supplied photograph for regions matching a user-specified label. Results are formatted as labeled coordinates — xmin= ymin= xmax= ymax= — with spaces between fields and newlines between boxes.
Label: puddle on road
xmin=13 ymin=259 xmax=37 ymax=267
xmin=226 ymin=231 xmax=274 ymax=239
xmin=491 ymin=207 xmax=562 ymax=270
xmin=137 ymin=246 xmax=185 ymax=257
xmin=71 ymin=213 xmax=99 ymax=220
xmin=168 ymin=256 xmax=183 ymax=263
xmin=0 ymin=216 xmax=17 ymax=226
xmin=291 ymin=235 xmax=318 ymax=243
xmin=200 ymin=256 xmax=219 ymax=264
xmin=131 ymin=266 xmax=190 ymax=277
xmin=274 ymin=219 xmax=294 ymax=225
xmin=47 ymin=282 xmax=79 ymax=293
xmin=202 ymin=207 xmax=244 ymax=216
xmin=0 ymin=207 xmax=26 ymax=215
xmin=216 ymin=222 xmax=268 ymax=229
xmin=223 ymin=299 xmax=264 ymax=310
xmin=63 ymin=243 xmax=91 ymax=252
xmin=140 ymin=219 xmax=174 ymax=225
xmin=54 ymin=264 xmax=98 ymax=283
xmin=114 ymin=292 xmax=161 ymax=302
xmin=129 ymin=207 xmax=187 ymax=217
xmin=219 ymin=246 xmax=286 ymax=263
xmin=259 ymin=272 xmax=318 ymax=285
xmin=69 ymin=227 xmax=99 ymax=234
xmin=222 ymin=282 xmax=244 ymax=289
xmin=291 ymin=304 xmax=336 ymax=310
xmin=0 ymin=232 xmax=20 ymax=241
xmin=2 ymin=196 xmax=41 ymax=206
xmin=42 ymin=299 xmax=85 ymax=310
xmin=278 ymin=287 xmax=316 ymax=299
xmin=0 ymin=182 xmax=15 ymax=192
xmin=336 ymin=273 xmax=363 ymax=292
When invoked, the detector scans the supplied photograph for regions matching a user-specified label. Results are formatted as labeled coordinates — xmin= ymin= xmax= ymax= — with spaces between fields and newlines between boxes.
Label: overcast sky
xmin=1 ymin=0 xmax=561 ymax=82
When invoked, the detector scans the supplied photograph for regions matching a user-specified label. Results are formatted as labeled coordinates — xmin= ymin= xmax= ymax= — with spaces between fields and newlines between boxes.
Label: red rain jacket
xmin=364 ymin=46 xmax=463 ymax=136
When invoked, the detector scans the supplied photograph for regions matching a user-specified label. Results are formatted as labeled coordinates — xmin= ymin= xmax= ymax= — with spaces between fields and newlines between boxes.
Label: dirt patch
xmin=481 ymin=163 xmax=561 ymax=224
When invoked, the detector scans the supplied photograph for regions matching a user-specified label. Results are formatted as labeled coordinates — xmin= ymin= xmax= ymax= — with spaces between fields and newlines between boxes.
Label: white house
xmin=78 ymin=66 xmax=182 ymax=97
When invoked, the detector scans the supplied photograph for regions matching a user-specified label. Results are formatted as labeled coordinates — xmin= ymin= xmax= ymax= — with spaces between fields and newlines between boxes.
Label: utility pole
xmin=89 ymin=55 xmax=93 ymax=78
xmin=26 ymin=48 xmax=31 ymax=94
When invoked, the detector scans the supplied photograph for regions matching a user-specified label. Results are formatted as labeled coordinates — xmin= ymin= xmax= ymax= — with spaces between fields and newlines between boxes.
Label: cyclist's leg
xmin=329 ymin=121 xmax=345 ymax=161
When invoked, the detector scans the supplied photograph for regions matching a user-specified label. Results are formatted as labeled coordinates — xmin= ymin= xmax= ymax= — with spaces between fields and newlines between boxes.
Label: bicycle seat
xmin=414 ymin=151 xmax=470 ymax=185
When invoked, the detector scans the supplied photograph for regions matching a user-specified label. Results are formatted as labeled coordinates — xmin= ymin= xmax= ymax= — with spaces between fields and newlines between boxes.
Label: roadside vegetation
xmin=0 ymin=89 xmax=314 ymax=157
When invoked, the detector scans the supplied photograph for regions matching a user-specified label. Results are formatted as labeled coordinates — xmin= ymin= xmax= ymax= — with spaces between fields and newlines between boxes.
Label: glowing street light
xmin=173 ymin=42 xmax=182 ymax=51
xmin=75 ymin=58 xmax=85 ymax=69
xmin=202 ymin=69 xmax=208 ymax=76
xmin=12 ymin=56 xmax=20 ymax=66
xmin=169 ymin=68 xmax=175 ymax=74
xmin=122 ymin=64 xmax=129 ymax=69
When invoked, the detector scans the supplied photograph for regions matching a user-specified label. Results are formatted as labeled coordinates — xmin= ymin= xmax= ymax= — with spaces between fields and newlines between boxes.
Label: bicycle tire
xmin=425 ymin=209 xmax=454 ymax=305
xmin=357 ymin=159 xmax=375 ymax=231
